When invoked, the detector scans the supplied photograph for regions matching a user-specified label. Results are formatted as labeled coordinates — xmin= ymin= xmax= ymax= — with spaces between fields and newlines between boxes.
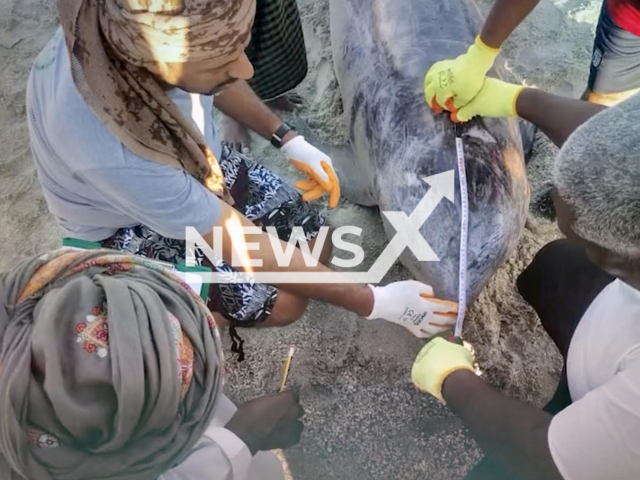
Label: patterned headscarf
xmin=0 ymin=249 xmax=224 ymax=479
xmin=56 ymin=0 xmax=256 ymax=202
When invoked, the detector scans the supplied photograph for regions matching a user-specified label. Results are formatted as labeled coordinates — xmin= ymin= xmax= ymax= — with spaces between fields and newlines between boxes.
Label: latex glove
xmin=411 ymin=337 xmax=475 ymax=402
xmin=281 ymin=135 xmax=341 ymax=208
xmin=452 ymin=77 xmax=526 ymax=123
xmin=424 ymin=35 xmax=500 ymax=112
xmin=366 ymin=280 xmax=458 ymax=338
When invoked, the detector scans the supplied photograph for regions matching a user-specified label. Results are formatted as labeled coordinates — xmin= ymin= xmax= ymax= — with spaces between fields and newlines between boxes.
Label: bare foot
xmin=220 ymin=113 xmax=251 ymax=154
xmin=266 ymin=92 xmax=304 ymax=113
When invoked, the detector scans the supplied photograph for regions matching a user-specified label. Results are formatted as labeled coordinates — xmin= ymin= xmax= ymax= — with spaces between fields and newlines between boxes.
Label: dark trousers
xmin=245 ymin=0 xmax=308 ymax=100
xmin=464 ymin=239 xmax=614 ymax=479
xmin=586 ymin=0 xmax=640 ymax=95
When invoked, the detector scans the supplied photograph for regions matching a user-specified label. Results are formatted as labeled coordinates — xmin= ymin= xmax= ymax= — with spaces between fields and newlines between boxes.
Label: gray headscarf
xmin=0 ymin=249 xmax=224 ymax=479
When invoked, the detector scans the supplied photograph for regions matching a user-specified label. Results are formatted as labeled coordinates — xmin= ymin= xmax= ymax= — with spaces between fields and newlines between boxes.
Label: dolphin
xmin=328 ymin=0 xmax=531 ymax=303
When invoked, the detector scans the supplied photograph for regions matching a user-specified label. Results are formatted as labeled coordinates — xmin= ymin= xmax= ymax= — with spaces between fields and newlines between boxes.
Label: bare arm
xmin=213 ymin=80 xmax=297 ymax=144
xmin=480 ymin=0 xmax=543 ymax=48
xmin=442 ymin=370 xmax=563 ymax=480
xmin=204 ymin=202 xmax=374 ymax=317
xmin=210 ymin=85 xmax=378 ymax=314
xmin=516 ymin=88 xmax=607 ymax=148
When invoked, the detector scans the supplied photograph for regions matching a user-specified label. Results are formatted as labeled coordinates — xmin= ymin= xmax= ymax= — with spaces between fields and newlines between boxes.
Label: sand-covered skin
xmin=0 ymin=0 xmax=599 ymax=478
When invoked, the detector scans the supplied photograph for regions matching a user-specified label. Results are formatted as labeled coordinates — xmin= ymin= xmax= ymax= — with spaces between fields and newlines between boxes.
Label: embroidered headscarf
xmin=56 ymin=0 xmax=256 ymax=201
xmin=0 ymin=249 xmax=224 ymax=479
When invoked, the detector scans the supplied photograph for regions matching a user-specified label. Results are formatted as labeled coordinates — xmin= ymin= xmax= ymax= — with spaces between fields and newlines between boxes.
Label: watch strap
xmin=271 ymin=122 xmax=295 ymax=148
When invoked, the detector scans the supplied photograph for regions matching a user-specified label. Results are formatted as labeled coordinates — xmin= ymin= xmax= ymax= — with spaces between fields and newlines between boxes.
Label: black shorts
xmin=587 ymin=0 xmax=640 ymax=94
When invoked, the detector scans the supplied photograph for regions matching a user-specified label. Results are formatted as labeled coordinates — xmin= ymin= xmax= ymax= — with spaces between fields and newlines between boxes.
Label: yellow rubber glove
xmin=411 ymin=337 xmax=475 ymax=402
xmin=424 ymin=35 xmax=501 ymax=112
xmin=452 ymin=77 xmax=526 ymax=123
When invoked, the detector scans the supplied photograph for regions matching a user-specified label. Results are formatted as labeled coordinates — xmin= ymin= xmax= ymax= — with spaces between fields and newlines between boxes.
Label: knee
xmin=308 ymin=227 xmax=333 ymax=266
xmin=211 ymin=312 xmax=230 ymax=328
xmin=319 ymin=227 xmax=333 ymax=265
xmin=264 ymin=291 xmax=308 ymax=327
xmin=585 ymin=88 xmax=639 ymax=107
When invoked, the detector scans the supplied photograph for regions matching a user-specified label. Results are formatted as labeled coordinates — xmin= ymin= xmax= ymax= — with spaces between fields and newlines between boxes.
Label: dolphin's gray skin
xmin=329 ymin=0 xmax=530 ymax=303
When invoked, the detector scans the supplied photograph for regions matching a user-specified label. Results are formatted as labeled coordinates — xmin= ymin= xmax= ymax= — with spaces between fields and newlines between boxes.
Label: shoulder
xmin=32 ymin=29 xmax=63 ymax=71
xmin=578 ymin=279 xmax=640 ymax=364
xmin=591 ymin=278 xmax=640 ymax=312
xmin=27 ymin=28 xmax=130 ymax=171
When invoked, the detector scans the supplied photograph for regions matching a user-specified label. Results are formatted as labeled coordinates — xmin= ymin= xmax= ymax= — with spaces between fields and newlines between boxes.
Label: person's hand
xmin=366 ymin=280 xmax=458 ymax=338
xmin=225 ymin=390 xmax=304 ymax=455
xmin=411 ymin=337 xmax=475 ymax=402
xmin=281 ymin=135 xmax=341 ymax=209
xmin=424 ymin=35 xmax=500 ymax=112
xmin=452 ymin=77 xmax=526 ymax=123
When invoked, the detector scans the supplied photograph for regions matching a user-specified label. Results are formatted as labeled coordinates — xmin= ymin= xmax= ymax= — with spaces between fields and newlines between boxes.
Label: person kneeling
xmin=412 ymin=84 xmax=640 ymax=478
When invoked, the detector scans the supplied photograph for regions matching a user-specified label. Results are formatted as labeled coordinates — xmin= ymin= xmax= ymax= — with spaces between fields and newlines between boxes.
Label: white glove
xmin=281 ymin=135 xmax=341 ymax=208
xmin=366 ymin=280 xmax=458 ymax=338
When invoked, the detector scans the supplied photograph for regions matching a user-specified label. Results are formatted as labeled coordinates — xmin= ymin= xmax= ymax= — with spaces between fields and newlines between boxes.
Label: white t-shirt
xmin=548 ymin=279 xmax=640 ymax=479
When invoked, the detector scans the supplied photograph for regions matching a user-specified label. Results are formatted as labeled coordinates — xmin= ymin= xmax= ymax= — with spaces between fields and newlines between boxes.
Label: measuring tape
xmin=452 ymin=125 xmax=468 ymax=344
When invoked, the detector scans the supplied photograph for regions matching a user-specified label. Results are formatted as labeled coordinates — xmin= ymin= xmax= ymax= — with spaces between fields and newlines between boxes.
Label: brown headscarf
xmin=0 ymin=249 xmax=224 ymax=479
xmin=56 ymin=0 xmax=256 ymax=201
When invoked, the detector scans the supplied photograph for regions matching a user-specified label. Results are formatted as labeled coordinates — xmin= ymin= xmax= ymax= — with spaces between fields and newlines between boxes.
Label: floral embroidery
xmin=18 ymin=249 xmax=221 ymax=355
xmin=17 ymin=250 xmax=86 ymax=302
xmin=168 ymin=312 xmax=195 ymax=400
xmin=76 ymin=304 xmax=109 ymax=358
xmin=26 ymin=429 xmax=59 ymax=448
xmin=104 ymin=263 xmax=134 ymax=276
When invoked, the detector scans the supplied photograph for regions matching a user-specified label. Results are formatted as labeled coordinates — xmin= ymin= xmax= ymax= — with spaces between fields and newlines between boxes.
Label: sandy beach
xmin=0 ymin=0 xmax=601 ymax=478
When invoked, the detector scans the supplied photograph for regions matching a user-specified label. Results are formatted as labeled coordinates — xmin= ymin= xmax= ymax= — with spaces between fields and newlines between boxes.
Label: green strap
xmin=61 ymin=238 xmax=211 ymax=301
xmin=62 ymin=237 xmax=102 ymax=250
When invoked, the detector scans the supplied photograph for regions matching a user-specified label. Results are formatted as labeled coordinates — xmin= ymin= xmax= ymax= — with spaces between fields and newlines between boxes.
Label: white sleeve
xmin=159 ymin=395 xmax=253 ymax=480
xmin=159 ymin=427 xmax=253 ymax=480
xmin=547 ymin=360 xmax=640 ymax=480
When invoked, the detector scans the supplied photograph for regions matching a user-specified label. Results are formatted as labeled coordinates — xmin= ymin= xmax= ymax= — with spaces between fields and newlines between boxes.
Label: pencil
xmin=279 ymin=345 xmax=296 ymax=392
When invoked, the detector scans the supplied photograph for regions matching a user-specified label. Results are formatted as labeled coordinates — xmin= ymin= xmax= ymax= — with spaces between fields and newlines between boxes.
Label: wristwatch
xmin=270 ymin=122 xmax=296 ymax=148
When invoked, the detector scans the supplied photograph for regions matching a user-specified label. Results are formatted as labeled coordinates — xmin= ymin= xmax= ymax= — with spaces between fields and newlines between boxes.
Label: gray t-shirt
xmin=26 ymin=28 xmax=222 ymax=242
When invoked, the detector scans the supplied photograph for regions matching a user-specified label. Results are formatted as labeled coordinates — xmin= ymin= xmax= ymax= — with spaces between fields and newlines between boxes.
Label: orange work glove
xmin=281 ymin=136 xmax=341 ymax=209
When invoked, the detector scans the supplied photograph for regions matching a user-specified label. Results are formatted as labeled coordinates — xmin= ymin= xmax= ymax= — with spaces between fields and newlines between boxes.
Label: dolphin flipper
xmin=322 ymin=142 xmax=378 ymax=207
